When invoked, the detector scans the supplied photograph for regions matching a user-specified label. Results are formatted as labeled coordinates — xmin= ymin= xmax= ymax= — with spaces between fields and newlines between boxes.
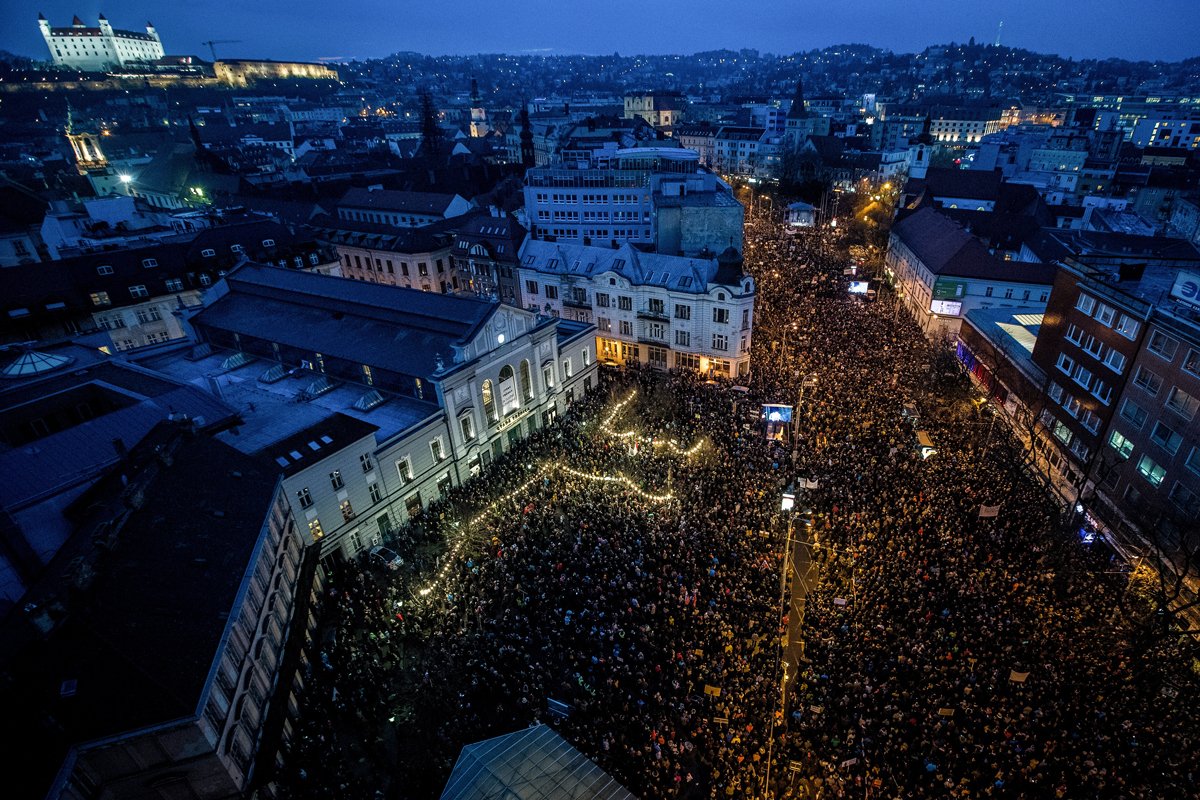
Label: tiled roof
xmin=916 ymin=167 xmax=1004 ymax=202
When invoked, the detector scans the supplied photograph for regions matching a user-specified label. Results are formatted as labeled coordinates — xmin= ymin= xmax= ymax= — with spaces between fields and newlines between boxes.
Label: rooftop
xmin=442 ymin=724 xmax=636 ymax=800
xmin=520 ymin=240 xmax=749 ymax=293
xmin=0 ymin=356 xmax=237 ymax=512
xmin=256 ymin=412 xmax=379 ymax=476
xmin=892 ymin=208 xmax=1057 ymax=284
xmin=1 ymin=432 xmax=280 ymax=794
xmin=339 ymin=188 xmax=466 ymax=216
xmin=962 ymin=306 xmax=1047 ymax=385
xmin=189 ymin=262 xmax=500 ymax=382
xmin=139 ymin=347 xmax=442 ymax=450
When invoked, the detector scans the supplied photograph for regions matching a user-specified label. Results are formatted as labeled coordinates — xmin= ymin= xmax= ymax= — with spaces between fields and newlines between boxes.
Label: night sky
xmin=7 ymin=0 xmax=1198 ymax=63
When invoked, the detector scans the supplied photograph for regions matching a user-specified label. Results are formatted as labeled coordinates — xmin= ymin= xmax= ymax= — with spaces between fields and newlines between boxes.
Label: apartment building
xmin=516 ymin=239 xmax=755 ymax=378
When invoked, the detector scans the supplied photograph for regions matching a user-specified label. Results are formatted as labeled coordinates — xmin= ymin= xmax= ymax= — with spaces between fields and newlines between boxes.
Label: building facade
xmin=183 ymin=263 xmax=597 ymax=560
xmin=213 ymin=60 xmax=339 ymax=86
xmin=624 ymin=92 xmax=685 ymax=130
xmin=516 ymin=239 xmax=755 ymax=377
xmin=523 ymin=147 xmax=743 ymax=257
xmin=886 ymin=208 xmax=1056 ymax=339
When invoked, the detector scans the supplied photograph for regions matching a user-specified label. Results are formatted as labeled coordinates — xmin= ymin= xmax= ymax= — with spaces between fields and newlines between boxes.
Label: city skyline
xmin=8 ymin=0 xmax=1200 ymax=63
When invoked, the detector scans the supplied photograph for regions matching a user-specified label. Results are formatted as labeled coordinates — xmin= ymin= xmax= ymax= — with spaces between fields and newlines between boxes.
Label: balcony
xmin=637 ymin=307 xmax=669 ymax=322
xmin=562 ymin=296 xmax=591 ymax=310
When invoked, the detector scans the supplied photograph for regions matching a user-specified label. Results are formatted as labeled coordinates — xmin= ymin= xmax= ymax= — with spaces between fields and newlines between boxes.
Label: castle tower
xmin=469 ymin=77 xmax=489 ymax=138
xmin=37 ymin=13 xmax=54 ymax=60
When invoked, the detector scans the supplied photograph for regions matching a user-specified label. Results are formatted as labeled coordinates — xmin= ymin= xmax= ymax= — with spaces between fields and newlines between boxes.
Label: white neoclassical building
xmin=170 ymin=262 xmax=596 ymax=562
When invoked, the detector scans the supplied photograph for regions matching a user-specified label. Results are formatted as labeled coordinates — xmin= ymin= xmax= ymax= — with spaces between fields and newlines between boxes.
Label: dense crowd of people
xmin=276 ymin=209 xmax=1198 ymax=800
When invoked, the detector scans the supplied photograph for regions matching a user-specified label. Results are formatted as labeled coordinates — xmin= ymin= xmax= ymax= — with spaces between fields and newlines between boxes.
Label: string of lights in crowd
xmin=414 ymin=392 xmax=706 ymax=601
xmin=414 ymin=461 xmax=675 ymax=600
xmin=598 ymin=390 xmax=706 ymax=457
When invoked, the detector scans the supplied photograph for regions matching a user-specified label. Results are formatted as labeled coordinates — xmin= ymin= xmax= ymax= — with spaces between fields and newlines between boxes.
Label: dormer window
xmin=141 ymin=258 xmax=158 ymax=268
xmin=262 ymin=239 xmax=275 ymax=247
xmin=201 ymin=248 xmax=216 ymax=257
xmin=231 ymin=244 xmax=244 ymax=253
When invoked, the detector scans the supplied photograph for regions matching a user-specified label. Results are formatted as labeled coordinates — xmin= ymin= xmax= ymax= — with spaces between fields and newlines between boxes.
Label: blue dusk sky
xmin=4 ymin=0 xmax=1198 ymax=62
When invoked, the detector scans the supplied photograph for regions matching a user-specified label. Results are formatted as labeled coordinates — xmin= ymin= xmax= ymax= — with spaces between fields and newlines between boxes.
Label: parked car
xmin=368 ymin=545 xmax=404 ymax=570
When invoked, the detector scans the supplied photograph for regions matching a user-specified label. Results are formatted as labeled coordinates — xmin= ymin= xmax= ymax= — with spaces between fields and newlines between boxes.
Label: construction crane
xmin=202 ymin=40 xmax=242 ymax=61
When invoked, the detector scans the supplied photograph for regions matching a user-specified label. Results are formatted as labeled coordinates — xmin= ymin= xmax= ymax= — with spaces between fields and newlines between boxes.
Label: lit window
xmin=396 ymin=457 xmax=413 ymax=483
xmin=1136 ymin=455 xmax=1166 ymax=487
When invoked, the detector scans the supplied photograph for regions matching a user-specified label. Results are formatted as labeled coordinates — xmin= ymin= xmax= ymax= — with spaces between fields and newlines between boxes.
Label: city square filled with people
xmin=276 ymin=206 xmax=1199 ymax=800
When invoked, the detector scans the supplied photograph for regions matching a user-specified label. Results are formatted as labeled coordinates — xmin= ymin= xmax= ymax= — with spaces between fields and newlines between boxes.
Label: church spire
xmin=787 ymin=78 xmax=810 ymax=119
xmin=914 ymin=113 xmax=933 ymax=145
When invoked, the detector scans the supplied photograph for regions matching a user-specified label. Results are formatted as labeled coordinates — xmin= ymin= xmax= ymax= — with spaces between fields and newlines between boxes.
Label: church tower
xmin=784 ymin=77 xmax=828 ymax=147
xmin=469 ymin=78 xmax=489 ymax=138
xmin=906 ymin=115 xmax=934 ymax=180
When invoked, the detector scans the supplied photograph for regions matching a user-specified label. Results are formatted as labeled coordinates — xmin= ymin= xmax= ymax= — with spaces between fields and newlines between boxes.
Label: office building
xmin=886 ymin=208 xmax=1056 ymax=339
xmin=523 ymin=147 xmax=743 ymax=256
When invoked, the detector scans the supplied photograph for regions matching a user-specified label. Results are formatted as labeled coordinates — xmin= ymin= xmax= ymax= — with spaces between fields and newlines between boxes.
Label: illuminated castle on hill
xmin=38 ymin=13 xmax=165 ymax=72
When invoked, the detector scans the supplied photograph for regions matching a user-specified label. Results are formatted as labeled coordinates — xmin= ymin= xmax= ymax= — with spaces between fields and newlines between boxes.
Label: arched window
xmin=498 ymin=365 xmax=519 ymax=414
xmin=482 ymin=379 xmax=497 ymax=423
xmin=519 ymin=360 xmax=533 ymax=402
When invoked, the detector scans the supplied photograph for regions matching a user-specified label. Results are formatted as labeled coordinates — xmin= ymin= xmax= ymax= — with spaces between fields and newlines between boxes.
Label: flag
xmin=979 ymin=504 xmax=1001 ymax=518
xmin=704 ymin=684 xmax=722 ymax=697
xmin=1009 ymin=670 xmax=1030 ymax=683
